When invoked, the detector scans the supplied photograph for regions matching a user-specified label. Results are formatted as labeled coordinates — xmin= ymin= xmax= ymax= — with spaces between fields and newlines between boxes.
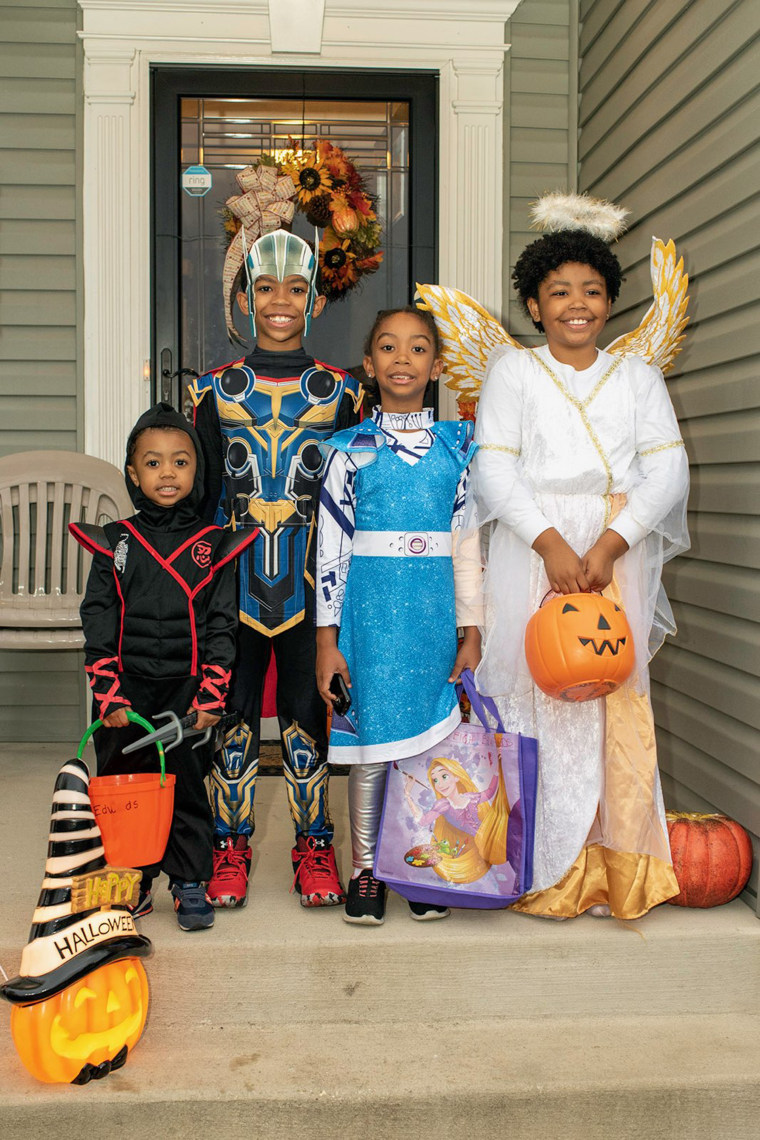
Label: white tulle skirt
xmin=476 ymin=489 xmax=674 ymax=893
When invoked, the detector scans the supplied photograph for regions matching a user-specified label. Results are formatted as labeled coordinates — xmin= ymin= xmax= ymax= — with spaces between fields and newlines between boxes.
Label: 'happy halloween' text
xmin=53 ymin=913 xmax=135 ymax=962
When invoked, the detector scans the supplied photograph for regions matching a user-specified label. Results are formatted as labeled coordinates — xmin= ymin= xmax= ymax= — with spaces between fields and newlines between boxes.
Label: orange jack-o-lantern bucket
xmin=525 ymin=592 xmax=636 ymax=702
xmin=85 ymin=713 xmax=175 ymax=867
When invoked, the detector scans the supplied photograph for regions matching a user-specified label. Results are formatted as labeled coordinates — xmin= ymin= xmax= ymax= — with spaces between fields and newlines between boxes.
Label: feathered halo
xmin=530 ymin=191 xmax=629 ymax=242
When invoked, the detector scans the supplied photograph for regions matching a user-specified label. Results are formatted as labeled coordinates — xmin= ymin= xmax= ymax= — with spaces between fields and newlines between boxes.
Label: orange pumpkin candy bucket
xmin=524 ymin=591 xmax=636 ymax=702
xmin=84 ymin=711 xmax=175 ymax=867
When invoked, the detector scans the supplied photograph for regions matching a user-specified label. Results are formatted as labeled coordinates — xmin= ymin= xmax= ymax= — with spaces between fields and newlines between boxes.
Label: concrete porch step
xmin=4 ymin=746 xmax=758 ymax=1026
xmin=1 ymin=1015 xmax=759 ymax=1139
xmin=1 ymin=744 xmax=759 ymax=1137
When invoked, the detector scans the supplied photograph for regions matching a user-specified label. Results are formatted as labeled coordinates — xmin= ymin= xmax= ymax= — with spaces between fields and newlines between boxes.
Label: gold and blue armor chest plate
xmin=192 ymin=359 xmax=362 ymax=637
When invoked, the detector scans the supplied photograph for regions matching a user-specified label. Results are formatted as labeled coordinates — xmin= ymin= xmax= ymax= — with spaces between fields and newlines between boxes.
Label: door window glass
xmin=179 ymin=97 xmax=410 ymax=378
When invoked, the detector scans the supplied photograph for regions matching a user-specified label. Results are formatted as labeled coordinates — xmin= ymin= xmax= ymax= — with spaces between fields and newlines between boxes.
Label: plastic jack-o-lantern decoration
xmin=525 ymin=592 xmax=636 ymax=702
xmin=666 ymin=812 xmax=753 ymax=907
xmin=1 ymin=756 xmax=152 ymax=1085
xmin=10 ymin=958 xmax=149 ymax=1085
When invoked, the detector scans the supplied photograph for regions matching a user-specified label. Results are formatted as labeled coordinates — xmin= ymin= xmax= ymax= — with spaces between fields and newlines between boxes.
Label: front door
xmin=151 ymin=67 xmax=438 ymax=409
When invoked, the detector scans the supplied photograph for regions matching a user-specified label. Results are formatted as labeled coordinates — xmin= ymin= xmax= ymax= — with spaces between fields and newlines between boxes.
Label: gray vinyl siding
xmin=0 ymin=0 xmax=84 ymax=741
xmin=504 ymin=0 xmax=576 ymax=341
xmin=578 ymin=0 xmax=760 ymax=909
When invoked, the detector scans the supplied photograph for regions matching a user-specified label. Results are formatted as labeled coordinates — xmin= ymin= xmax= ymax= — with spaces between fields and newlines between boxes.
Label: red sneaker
xmin=207 ymin=835 xmax=252 ymax=908
xmin=291 ymin=836 xmax=346 ymax=907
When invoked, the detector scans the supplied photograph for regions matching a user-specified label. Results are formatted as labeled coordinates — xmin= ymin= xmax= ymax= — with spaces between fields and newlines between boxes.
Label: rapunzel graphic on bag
xmin=375 ymin=670 xmax=537 ymax=908
xmin=402 ymin=756 xmax=509 ymax=884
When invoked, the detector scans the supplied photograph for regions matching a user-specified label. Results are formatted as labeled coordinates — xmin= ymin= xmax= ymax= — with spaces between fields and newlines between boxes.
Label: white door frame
xmin=78 ymin=0 xmax=519 ymax=464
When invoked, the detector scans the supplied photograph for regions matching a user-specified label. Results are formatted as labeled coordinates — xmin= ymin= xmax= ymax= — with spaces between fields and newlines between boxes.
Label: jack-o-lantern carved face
xmin=561 ymin=599 xmax=629 ymax=658
xmin=525 ymin=592 xmax=636 ymax=702
xmin=10 ymin=957 xmax=149 ymax=1084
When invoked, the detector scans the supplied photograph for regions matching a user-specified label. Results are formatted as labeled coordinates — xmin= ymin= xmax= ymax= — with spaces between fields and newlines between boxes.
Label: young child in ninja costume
xmin=472 ymin=193 xmax=690 ymax=919
xmin=71 ymin=403 xmax=255 ymax=931
xmin=191 ymin=228 xmax=363 ymax=909
xmin=315 ymin=307 xmax=483 ymax=925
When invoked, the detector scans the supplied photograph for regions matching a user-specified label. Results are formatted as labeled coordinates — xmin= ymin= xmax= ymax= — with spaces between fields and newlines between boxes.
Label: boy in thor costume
xmin=191 ymin=227 xmax=363 ymax=909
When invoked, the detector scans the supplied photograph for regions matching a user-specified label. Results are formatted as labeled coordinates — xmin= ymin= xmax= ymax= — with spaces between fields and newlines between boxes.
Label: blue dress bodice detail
xmin=354 ymin=428 xmax=468 ymax=533
xmin=325 ymin=419 xmax=475 ymax=760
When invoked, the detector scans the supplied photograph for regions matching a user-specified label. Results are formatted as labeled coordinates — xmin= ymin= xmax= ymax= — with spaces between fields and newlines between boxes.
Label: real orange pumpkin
xmin=10 ymin=957 xmax=149 ymax=1084
xmin=524 ymin=592 xmax=635 ymax=702
xmin=666 ymin=812 xmax=753 ymax=908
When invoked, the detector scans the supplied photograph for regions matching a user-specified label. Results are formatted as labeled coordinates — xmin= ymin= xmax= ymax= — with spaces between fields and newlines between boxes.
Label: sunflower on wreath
xmin=220 ymin=138 xmax=384 ymax=341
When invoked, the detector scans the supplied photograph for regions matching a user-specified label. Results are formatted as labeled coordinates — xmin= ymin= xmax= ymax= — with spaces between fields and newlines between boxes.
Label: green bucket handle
xmin=77 ymin=710 xmax=168 ymax=787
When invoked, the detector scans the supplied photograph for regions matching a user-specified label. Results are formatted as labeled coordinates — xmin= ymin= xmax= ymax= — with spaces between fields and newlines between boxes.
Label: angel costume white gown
xmin=473 ymin=343 xmax=689 ymax=919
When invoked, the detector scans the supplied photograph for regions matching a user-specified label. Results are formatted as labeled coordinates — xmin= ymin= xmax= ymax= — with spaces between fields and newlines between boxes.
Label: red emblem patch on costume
xmin=192 ymin=540 xmax=212 ymax=568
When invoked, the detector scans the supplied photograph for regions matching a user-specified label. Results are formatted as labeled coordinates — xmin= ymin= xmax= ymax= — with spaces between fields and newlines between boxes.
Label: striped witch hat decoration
xmin=1 ymin=758 xmax=151 ymax=1006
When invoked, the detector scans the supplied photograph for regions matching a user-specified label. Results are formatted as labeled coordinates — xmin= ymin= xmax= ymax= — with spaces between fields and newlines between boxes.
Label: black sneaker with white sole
xmin=408 ymin=900 xmax=450 ymax=921
xmin=343 ymin=869 xmax=386 ymax=925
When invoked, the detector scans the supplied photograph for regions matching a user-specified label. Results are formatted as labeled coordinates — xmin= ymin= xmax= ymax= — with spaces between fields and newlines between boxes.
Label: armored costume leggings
xmin=211 ymin=615 xmax=333 ymax=841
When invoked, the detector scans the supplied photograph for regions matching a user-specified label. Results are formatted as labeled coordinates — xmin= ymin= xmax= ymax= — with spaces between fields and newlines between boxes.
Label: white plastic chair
xmin=0 ymin=451 xmax=131 ymax=649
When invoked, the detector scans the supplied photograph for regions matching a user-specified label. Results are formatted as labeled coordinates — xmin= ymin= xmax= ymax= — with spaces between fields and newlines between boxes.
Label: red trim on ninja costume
xmin=86 ymin=657 xmax=130 ymax=718
xmin=213 ymin=527 xmax=259 ymax=573
xmin=118 ymin=521 xmax=258 ymax=676
xmin=192 ymin=664 xmax=231 ymax=714
xmin=68 ymin=522 xmax=112 ymax=558
xmin=112 ymin=565 xmax=127 ymax=670
xmin=166 ymin=525 xmax=219 ymax=565
xmin=120 ymin=520 xmax=201 ymax=673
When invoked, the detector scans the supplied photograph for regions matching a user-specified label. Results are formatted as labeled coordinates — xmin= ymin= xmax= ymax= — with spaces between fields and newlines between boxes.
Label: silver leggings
xmin=347 ymin=763 xmax=388 ymax=872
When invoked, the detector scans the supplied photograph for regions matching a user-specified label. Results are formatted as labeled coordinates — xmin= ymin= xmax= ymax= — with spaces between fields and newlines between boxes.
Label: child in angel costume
xmin=418 ymin=193 xmax=691 ymax=919
xmin=315 ymin=307 xmax=483 ymax=925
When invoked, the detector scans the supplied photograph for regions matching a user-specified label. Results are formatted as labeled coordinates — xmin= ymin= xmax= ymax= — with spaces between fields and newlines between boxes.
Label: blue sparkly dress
xmin=319 ymin=417 xmax=476 ymax=764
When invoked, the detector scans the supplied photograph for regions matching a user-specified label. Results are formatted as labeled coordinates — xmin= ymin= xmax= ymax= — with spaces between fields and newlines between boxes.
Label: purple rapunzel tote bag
xmin=374 ymin=671 xmax=538 ymax=909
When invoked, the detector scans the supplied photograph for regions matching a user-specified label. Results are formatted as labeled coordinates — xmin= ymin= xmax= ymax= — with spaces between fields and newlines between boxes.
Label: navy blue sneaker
xmin=170 ymin=880 xmax=215 ymax=931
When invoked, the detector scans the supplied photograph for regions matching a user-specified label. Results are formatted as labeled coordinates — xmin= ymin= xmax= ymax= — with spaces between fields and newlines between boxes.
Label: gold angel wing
xmin=415 ymin=284 xmax=522 ymax=414
xmin=604 ymin=237 xmax=689 ymax=374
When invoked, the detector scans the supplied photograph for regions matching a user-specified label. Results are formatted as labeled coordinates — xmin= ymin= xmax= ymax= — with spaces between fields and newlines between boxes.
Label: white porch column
xmin=448 ymin=62 xmax=505 ymax=316
xmin=81 ymin=48 xmax=145 ymax=464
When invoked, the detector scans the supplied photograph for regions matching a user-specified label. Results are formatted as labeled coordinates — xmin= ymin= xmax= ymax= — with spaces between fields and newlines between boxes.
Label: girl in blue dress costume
xmin=316 ymin=308 xmax=483 ymax=925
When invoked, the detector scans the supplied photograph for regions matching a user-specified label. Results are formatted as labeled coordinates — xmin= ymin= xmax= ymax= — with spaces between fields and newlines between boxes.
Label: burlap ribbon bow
xmin=222 ymin=165 xmax=298 ymax=344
